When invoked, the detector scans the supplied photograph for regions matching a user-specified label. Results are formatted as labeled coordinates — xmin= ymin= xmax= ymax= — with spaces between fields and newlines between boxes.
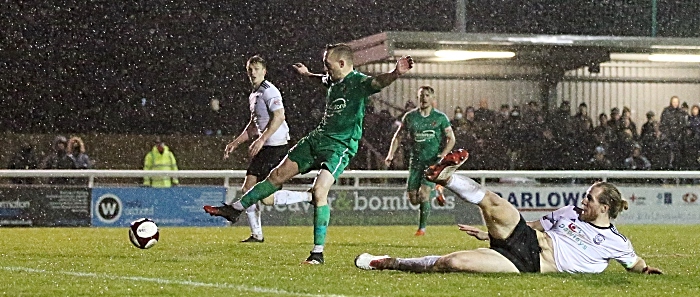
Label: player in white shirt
xmin=204 ymin=55 xmax=311 ymax=242
xmin=355 ymin=149 xmax=663 ymax=274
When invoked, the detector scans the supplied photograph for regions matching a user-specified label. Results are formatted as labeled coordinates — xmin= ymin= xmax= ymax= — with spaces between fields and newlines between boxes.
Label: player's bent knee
xmin=481 ymin=191 xmax=513 ymax=208
xmin=312 ymin=195 xmax=328 ymax=205
xmin=261 ymin=196 xmax=274 ymax=206
xmin=407 ymin=192 xmax=421 ymax=205
xmin=309 ymin=188 xmax=329 ymax=205
xmin=440 ymin=253 xmax=482 ymax=272
xmin=419 ymin=194 xmax=430 ymax=204
xmin=433 ymin=255 xmax=464 ymax=272
xmin=267 ymin=170 xmax=290 ymax=186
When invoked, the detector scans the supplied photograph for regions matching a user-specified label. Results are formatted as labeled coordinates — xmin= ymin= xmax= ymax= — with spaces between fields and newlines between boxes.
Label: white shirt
xmin=540 ymin=205 xmax=639 ymax=273
xmin=248 ymin=80 xmax=290 ymax=146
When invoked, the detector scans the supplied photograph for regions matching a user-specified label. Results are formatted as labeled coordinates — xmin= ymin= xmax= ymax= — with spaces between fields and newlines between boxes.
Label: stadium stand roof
xmin=348 ymin=31 xmax=700 ymax=71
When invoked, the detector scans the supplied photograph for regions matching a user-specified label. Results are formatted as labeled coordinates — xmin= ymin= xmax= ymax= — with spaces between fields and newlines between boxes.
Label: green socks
xmin=418 ymin=201 xmax=431 ymax=230
xmin=240 ymin=180 xmax=279 ymax=209
xmin=313 ymin=205 xmax=330 ymax=246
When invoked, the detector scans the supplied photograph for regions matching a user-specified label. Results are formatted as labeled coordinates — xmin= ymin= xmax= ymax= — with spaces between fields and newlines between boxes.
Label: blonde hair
xmin=325 ymin=43 xmax=354 ymax=65
xmin=593 ymin=182 xmax=628 ymax=219
xmin=67 ymin=136 xmax=85 ymax=154
xmin=418 ymin=86 xmax=435 ymax=95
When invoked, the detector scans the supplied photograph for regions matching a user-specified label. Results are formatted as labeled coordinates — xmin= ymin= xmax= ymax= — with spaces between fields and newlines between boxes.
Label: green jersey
xmin=314 ymin=70 xmax=379 ymax=147
xmin=402 ymin=108 xmax=451 ymax=163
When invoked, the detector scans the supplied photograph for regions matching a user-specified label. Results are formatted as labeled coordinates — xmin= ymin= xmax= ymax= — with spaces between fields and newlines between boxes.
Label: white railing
xmin=1 ymin=170 xmax=699 ymax=188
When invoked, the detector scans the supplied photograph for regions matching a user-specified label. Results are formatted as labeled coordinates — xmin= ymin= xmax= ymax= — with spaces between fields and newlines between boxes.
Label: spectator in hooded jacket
xmin=67 ymin=136 xmax=93 ymax=169
xmin=41 ymin=136 xmax=76 ymax=184
xmin=143 ymin=137 xmax=179 ymax=187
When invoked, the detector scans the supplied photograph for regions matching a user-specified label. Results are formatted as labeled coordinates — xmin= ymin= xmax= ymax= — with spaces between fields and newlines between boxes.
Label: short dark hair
xmin=325 ymin=43 xmax=354 ymax=65
xmin=247 ymin=55 xmax=266 ymax=68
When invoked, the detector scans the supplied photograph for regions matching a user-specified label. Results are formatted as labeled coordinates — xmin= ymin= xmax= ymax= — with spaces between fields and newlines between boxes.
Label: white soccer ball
xmin=128 ymin=218 xmax=159 ymax=249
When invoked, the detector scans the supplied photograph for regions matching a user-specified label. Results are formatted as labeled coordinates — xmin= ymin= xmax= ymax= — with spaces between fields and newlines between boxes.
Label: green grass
xmin=1 ymin=225 xmax=699 ymax=296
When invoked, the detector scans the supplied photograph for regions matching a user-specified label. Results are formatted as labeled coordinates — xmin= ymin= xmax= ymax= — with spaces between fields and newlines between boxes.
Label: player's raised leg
xmin=260 ymin=190 xmax=312 ymax=206
xmin=425 ymin=149 xmax=520 ymax=240
xmin=204 ymin=157 xmax=300 ymax=223
xmin=240 ymin=189 xmax=312 ymax=242
xmin=241 ymin=188 xmax=312 ymax=243
xmin=239 ymin=157 xmax=300 ymax=207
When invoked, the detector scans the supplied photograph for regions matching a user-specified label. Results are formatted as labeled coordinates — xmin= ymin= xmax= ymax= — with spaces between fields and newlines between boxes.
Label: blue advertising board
xmin=91 ymin=187 xmax=227 ymax=227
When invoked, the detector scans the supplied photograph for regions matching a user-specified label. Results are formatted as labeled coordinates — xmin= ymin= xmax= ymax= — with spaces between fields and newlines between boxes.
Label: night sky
xmin=2 ymin=0 xmax=699 ymax=136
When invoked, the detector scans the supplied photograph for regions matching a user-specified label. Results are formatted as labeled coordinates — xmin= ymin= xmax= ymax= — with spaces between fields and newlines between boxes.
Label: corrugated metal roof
xmin=348 ymin=31 xmax=700 ymax=68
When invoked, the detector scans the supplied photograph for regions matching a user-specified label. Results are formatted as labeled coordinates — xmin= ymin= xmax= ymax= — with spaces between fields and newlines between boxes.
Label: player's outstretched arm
xmin=371 ymin=56 xmax=413 ymax=90
xmin=292 ymin=63 xmax=325 ymax=84
xmin=458 ymin=224 xmax=490 ymax=241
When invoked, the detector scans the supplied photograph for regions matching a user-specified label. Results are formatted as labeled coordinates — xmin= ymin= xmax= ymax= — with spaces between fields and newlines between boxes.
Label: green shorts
xmin=407 ymin=160 xmax=436 ymax=192
xmin=288 ymin=133 xmax=357 ymax=180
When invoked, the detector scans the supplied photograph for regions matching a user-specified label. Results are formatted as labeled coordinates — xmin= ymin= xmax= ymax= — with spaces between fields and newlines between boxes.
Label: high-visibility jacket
xmin=143 ymin=145 xmax=179 ymax=188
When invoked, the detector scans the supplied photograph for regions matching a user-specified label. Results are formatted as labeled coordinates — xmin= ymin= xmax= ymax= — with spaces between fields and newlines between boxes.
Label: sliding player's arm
xmin=627 ymin=257 xmax=663 ymax=274
xmin=458 ymin=224 xmax=489 ymax=241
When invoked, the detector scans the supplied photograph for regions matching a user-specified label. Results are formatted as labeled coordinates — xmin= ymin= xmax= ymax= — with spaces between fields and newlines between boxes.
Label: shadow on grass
xmin=374 ymin=270 xmax=670 ymax=287
xmin=540 ymin=272 xmax=632 ymax=286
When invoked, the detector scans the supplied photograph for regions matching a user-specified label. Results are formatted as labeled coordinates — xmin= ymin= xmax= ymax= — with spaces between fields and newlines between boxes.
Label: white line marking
xmin=2 ymin=266 xmax=349 ymax=297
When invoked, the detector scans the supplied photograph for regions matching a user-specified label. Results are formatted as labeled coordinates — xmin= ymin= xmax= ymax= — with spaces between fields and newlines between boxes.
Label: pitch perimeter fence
xmin=0 ymin=170 xmax=698 ymax=227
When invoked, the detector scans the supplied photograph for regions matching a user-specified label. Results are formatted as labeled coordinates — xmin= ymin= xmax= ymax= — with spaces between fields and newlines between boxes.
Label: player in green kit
xmin=203 ymin=43 xmax=414 ymax=264
xmin=385 ymin=86 xmax=455 ymax=236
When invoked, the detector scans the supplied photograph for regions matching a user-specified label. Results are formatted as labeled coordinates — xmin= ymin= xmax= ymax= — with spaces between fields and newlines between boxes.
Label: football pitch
xmin=1 ymin=225 xmax=699 ymax=296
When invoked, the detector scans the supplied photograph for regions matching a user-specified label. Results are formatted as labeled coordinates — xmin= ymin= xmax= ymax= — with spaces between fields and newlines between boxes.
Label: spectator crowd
xmin=358 ymin=96 xmax=700 ymax=174
xmin=7 ymin=135 xmax=94 ymax=185
xmin=6 ymin=95 xmax=700 ymax=186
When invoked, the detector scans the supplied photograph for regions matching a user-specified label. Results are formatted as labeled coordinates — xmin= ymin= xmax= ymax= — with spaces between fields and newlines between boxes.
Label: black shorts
xmin=246 ymin=144 xmax=289 ymax=179
xmin=489 ymin=216 xmax=542 ymax=273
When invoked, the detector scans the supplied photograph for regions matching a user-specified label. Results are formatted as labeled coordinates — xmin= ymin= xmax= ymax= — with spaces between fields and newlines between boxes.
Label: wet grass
xmin=1 ymin=225 xmax=698 ymax=296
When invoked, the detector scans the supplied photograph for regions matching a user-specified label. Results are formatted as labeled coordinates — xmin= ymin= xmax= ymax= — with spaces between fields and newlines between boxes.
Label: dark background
xmin=2 ymin=0 xmax=699 ymax=138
